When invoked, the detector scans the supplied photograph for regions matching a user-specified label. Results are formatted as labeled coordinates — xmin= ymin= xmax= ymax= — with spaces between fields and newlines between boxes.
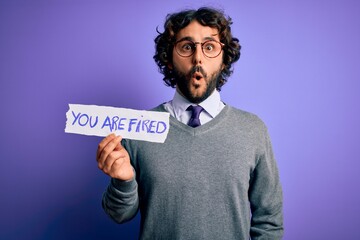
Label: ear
xmin=167 ymin=63 xmax=173 ymax=70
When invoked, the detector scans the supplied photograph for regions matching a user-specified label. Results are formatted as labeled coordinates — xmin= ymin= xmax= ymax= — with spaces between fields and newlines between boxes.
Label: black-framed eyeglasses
xmin=174 ymin=39 xmax=224 ymax=58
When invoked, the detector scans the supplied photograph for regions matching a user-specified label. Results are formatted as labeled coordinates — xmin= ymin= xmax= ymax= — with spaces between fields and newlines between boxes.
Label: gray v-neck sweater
xmin=102 ymin=104 xmax=283 ymax=239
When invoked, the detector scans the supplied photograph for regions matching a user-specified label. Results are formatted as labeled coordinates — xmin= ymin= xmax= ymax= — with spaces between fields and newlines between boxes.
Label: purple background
xmin=1 ymin=0 xmax=359 ymax=239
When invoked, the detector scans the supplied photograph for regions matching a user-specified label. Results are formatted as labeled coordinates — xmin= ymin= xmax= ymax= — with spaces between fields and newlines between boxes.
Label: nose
xmin=192 ymin=43 xmax=203 ymax=65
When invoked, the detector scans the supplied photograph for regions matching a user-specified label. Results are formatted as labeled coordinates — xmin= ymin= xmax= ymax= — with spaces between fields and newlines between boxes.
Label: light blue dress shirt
xmin=163 ymin=89 xmax=225 ymax=126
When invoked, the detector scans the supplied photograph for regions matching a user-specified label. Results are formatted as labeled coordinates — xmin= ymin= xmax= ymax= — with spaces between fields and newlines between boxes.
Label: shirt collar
xmin=171 ymin=89 xmax=222 ymax=119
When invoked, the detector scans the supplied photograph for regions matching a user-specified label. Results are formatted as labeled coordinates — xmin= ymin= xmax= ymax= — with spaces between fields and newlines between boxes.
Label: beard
xmin=174 ymin=65 xmax=222 ymax=104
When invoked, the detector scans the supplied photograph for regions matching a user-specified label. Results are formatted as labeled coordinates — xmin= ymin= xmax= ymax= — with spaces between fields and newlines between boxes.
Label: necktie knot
xmin=187 ymin=105 xmax=204 ymax=128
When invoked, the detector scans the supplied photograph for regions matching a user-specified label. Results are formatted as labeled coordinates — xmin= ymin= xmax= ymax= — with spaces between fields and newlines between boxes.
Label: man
xmin=97 ymin=7 xmax=283 ymax=239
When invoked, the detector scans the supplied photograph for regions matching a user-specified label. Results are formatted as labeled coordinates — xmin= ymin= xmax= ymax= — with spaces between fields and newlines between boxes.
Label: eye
xmin=181 ymin=42 xmax=194 ymax=52
xmin=203 ymin=42 xmax=215 ymax=52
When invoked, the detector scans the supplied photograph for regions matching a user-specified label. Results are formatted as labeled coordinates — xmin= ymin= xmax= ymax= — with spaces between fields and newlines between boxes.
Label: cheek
xmin=172 ymin=49 xmax=181 ymax=66
xmin=209 ymin=61 xmax=223 ymax=75
xmin=172 ymin=56 xmax=191 ymax=72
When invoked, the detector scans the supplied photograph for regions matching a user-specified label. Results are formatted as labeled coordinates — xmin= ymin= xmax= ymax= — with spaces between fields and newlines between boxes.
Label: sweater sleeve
xmin=249 ymin=124 xmax=284 ymax=239
xmin=102 ymin=173 xmax=139 ymax=224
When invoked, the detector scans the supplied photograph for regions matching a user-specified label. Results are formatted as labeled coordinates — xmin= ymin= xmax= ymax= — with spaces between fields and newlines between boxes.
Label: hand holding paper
xmin=96 ymin=134 xmax=134 ymax=181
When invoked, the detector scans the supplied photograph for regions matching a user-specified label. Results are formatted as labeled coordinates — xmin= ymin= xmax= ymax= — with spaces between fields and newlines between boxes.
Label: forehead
xmin=176 ymin=20 xmax=220 ymax=41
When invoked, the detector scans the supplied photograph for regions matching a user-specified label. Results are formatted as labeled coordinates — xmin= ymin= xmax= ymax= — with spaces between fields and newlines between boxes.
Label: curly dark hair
xmin=153 ymin=7 xmax=241 ymax=91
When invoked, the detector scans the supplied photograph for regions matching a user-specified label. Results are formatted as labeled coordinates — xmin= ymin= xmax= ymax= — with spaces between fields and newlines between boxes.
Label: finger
xmin=101 ymin=144 xmax=128 ymax=172
xmin=114 ymin=136 xmax=124 ymax=151
xmin=98 ymin=135 xmax=122 ymax=167
xmin=96 ymin=134 xmax=117 ymax=161
xmin=101 ymin=150 xmax=124 ymax=173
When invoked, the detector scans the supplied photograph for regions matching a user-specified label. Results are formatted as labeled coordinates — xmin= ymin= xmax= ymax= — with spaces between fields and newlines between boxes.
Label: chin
xmin=187 ymin=86 xmax=206 ymax=102
xmin=188 ymin=92 xmax=208 ymax=104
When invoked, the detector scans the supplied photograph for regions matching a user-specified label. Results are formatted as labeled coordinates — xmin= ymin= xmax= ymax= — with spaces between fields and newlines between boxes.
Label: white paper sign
xmin=65 ymin=104 xmax=170 ymax=143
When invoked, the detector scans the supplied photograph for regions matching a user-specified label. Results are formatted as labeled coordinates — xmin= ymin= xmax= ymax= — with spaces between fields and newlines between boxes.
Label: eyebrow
xmin=176 ymin=36 xmax=218 ymax=42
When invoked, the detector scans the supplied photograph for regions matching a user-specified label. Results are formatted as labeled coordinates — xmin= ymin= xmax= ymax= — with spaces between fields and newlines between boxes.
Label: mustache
xmin=188 ymin=66 xmax=207 ymax=78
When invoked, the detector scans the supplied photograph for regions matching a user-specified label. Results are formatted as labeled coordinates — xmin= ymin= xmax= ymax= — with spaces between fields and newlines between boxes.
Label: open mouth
xmin=193 ymin=72 xmax=203 ymax=81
